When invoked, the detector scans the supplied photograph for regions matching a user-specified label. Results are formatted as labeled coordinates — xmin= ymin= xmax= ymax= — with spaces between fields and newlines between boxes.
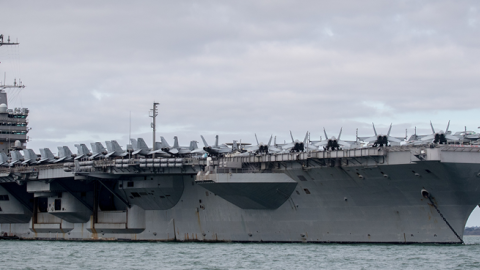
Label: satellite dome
xmin=14 ymin=140 xmax=22 ymax=149
xmin=0 ymin=103 xmax=7 ymax=113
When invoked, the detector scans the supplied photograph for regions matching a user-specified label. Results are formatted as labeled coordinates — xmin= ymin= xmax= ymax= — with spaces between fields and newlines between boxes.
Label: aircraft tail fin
xmin=57 ymin=146 xmax=66 ymax=158
xmin=323 ymin=128 xmax=328 ymax=141
xmin=303 ymin=131 xmax=309 ymax=144
xmin=96 ymin=142 xmax=107 ymax=154
xmin=255 ymin=134 xmax=259 ymax=145
xmin=0 ymin=152 xmax=8 ymax=163
xmin=290 ymin=131 xmax=294 ymax=142
xmin=42 ymin=148 xmax=55 ymax=160
xmin=372 ymin=123 xmax=378 ymax=136
xmin=338 ymin=128 xmax=343 ymax=140
xmin=137 ymin=138 xmax=149 ymax=150
xmin=387 ymin=123 xmax=392 ymax=136
xmin=155 ymin=142 xmax=164 ymax=151
xmin=430 ymin=121 xmax=436 ymax=134
xmin=200 ymin=135 xmax=209 ymax=147
xmin=75 ymin=144 xmax=90 ymax=156
xmin=90 ymin=143 xmax=98 ymax=154
xmin=24 ymin=149 xmax=36 ymax=161
xmin=215 ymin=135 xmax=219 ymax=147
xmin=189 ymin=141 xmax=198 ymax=151
xmin=173 ymin=136 xmax=179 ymax=149
xmin=111 ymin=140 xmax=124 ymax=153
xmin=232 ymin=140 xmax=238 ymax=151
xmin=130 ymin=139 xmax=138 ymax=150
xmin=446 ymin=120 xmax=450 ymax=133
xmin=160 ymin=136 xmax=171 ymax=148
xmin=268 ymin=135 xmax=273 ymax=146
xmin=11 ymin=151 xmax=23 ymax=162
xmin=105 ymin=141 xmax=113 ymax=152
xmin=64 ymin=146 xmax=73 ymax=158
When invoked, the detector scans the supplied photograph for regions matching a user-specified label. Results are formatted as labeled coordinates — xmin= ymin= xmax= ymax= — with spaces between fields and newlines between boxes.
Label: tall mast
xmin=150 ymin=102 xmax=159 ymax=157
xmin=0 ymin=35 xmax=24 ymax=90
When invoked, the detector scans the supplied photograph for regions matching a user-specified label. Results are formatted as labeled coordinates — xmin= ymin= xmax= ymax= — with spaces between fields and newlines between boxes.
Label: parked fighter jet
xmin=160 ymin=136 xmax=199 ymax=156
xmin=105 ymin=140 xmax=128 ymax=158
xmin=197 ymin=135 xmax=231 ymax=156
xmin=271 ymin=136 xmax=288 ymax=152
xmin=90 ymin=142 xmax=108 ymax=159
xmin=420 ymin=121 xmax=460 ymax=144
xmin=280 ymin=131 xmax=316 ymax=152
xmin=38 ymin=148 xmax=56 ymax=164
xmin=56 ymin=146 xmax=74 ymax=162
xmin=9 ymin=150 xmax=24 ymax=166
xmin=130 ymin=138 xmax=169 ymax=157
xmin=406 ymin=127 xmax=428 ymax=144
xmin=74 ymin=144 xmax=92 ymax=160
xmin=245 ymin=134 xmax=281 ymax=154
xmin=22 ymin=149 xmax=39 ymax=165
xmin=358 ymin=123 xmax=403 ymax=147
xmin=453 ymin=128 xmax=480 ymax=143
xmin=314 ymin=128 xmax=352 ymax=150
xmin=248 ymin=134 xmax=271 ymax=154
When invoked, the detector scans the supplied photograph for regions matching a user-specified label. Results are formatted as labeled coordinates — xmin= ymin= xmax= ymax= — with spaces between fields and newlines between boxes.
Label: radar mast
xmin=0 ymin=35 xmax=29 ymax=153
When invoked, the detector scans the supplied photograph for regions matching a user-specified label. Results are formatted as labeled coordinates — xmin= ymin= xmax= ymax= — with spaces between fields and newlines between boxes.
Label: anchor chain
xmin=426 ymin=195 xmax=464 ymax=244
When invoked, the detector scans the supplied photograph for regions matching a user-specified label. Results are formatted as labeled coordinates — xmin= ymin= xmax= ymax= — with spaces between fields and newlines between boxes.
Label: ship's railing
xmin=0 ymin=163 xmax=65 ymax=174
xmin=441 ymin=145 xmax=480 ymax=152
xmin=218 ymin=148 xmax=387 ymax=164
xmin=70 ymin=157 xmax=208 ymax=172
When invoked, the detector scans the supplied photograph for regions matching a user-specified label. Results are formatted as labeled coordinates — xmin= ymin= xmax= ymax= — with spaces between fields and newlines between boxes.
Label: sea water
xmin=1 ymin=236 xmax=480 ymax=270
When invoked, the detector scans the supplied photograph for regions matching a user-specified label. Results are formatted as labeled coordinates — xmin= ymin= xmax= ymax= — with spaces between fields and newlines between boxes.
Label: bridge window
xmin=0 ymin=195 xmax=9 ymax=201
xmin=304 ymin=189 xmax=311 ymax=195
xmin=127 ymin=181 xmax=134 ymax=187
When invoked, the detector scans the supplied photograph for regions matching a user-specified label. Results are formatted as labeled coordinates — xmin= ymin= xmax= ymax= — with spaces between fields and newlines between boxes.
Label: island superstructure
xmin=0 ymin=35 xmax=29 ymax=154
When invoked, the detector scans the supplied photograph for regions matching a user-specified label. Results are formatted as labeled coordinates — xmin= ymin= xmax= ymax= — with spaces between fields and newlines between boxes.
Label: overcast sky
xmin=2 ymin=1 xmax=480 ymax=225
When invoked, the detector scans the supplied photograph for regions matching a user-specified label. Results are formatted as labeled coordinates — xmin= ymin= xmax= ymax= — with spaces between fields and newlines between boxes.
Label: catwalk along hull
xmin=0 ymin=147 xmax=479 ymax=243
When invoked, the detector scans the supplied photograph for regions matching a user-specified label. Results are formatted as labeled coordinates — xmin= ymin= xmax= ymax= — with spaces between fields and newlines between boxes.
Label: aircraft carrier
xmin=1 ymin=36 xmax=480 ymax=244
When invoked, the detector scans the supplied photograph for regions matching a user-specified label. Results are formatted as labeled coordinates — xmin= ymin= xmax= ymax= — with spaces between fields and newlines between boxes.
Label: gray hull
xmin=1 ymin=146 xmax=479 ymax=243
